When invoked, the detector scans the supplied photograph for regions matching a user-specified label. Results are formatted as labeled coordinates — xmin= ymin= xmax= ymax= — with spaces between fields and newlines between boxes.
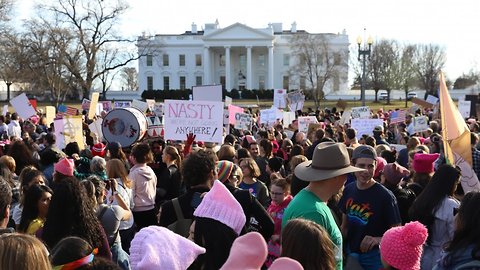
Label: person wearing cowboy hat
xmin=339 ymin=145 xmax=401 ymax=270
xmin=282 ymin=141 xmax=366 ymax=270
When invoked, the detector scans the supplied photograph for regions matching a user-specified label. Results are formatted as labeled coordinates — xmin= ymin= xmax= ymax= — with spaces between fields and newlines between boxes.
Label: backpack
xmin=167 ymin=198 xmax=193 ymax=238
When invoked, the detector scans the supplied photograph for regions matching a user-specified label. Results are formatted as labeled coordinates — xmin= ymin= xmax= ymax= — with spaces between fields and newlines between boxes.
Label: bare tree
xmin=414 ymin=44 xmax=446 ymax=98
xmin=394 ymin=44 xmax=417 ymax=107
xmin=120 ymin=67 xmax=138 ymax=91
xmin=369 ymin=39 xmax=398 ymax=103
xmin=37 ymin=0 xmax=142 ymax=99
xmin=290 ymin=33 xmax=347 ymax=109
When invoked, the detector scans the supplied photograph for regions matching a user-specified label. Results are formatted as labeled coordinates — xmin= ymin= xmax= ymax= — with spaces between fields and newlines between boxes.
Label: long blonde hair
xmin=0 ymin=233 xmax=51 ymax=270
xmin=106 ymin=159 xmax=132 ymax=188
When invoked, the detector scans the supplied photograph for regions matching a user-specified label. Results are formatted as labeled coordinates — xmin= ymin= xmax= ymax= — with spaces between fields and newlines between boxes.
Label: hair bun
xmin=402 ymin=221 xmax=428 ymax=246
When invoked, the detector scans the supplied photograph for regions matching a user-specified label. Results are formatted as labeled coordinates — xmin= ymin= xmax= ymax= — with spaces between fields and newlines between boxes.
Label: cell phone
xmin=191 ymin=192 xmax=203 ymax=209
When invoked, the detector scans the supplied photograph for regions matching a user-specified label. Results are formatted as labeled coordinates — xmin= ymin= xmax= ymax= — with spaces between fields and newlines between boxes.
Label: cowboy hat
xmin=295 ymin=142 xmax=365 ymax=181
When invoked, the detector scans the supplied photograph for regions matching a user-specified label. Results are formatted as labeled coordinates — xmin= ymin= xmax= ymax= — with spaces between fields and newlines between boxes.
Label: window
xmin=146 ymin=55 xmax=153 ymax=66
xmin=334 ymin=53 xmax=342 ymax=65
xmin=219 ymin=54 xmax=225 ymax=67
xmin=259 ymin=75 xmax=265 ymax=90
xmin=300 ymin=76 xmax=306 ymax=90
xmin=283 ymin=76 xmax=289 ymax=90
xmin=220 ymin=76 xmax=226 ymax=90
xmin=162 ymin=54 xmax=169 ymax=66
xmin=179 ymin=54 xmax=185 ymax=66
xmin=258 ymin=54 xmax=265 ymax=67
xmin=147 ymin=76 xmax=153 ymax=90
xmin=163 ymin=76 xmax=170 ymax=90
xmin=179 ymin=76 xmax=186 ymax=90
xmin=283 ymin=54 xmax=290 ymax=66
xmin=239 ymin=54 xmax=246 ymax=71
xmin=196 ymin=76 xmax=202 ymax=86
xmin=195 ymin=54 xmax=202 ymax=66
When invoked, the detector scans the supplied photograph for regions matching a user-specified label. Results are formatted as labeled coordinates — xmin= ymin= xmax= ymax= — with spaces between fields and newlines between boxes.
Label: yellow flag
xmin=439 ymin=72 xmax=480 ymax=192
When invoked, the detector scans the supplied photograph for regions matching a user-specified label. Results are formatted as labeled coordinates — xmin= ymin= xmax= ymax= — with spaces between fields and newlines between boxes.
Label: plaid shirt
xmin=473 ymin=147 xmax=480 ymax=179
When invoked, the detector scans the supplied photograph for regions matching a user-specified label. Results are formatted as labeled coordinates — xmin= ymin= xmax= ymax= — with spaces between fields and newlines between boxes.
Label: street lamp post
xmin=5 ymin=81 xmax=12 ymax=102
xmin=357 ymin=35 xmax=373 ymax=106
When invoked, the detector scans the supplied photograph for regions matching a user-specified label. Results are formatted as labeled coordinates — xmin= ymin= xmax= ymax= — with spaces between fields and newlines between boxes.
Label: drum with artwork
xmin=102 ymin=107 xmax=148 ymax=147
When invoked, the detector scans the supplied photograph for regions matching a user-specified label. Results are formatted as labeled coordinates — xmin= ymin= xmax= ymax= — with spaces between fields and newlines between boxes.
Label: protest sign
xmin=426 ymin=95 xmax=439 ymax=105
xmin=339 ymin=110 xmax=351 ymax=125
xmin=298 ymin=116 xmax=318 ymax=133
xmin=164 ymin=100 xmax=224 ymax=143
xmin=287 ymin=90 xmax=305 ymax=111
xmin=390 ymin=110 xmax=406 ymax=124
xmin=2 ymin=105 xmax=8 ymax=116
xmin=192 ymin=85 xmax=222 ymax=102
xmin=234 ymin=113 xmax=252 ymax=130
xmin=273 ymin=89 xmax=287 ymax=109
xmin=114 ymin=101 xmax=132 ymax=108
xmin=146 ymin=99 xmax=156 ymax=112
xmin=458 ymin=100 xmax=471 ymax=119
xmin=351 ymin=106 xmax=370 ymax=119
xmin=45 ymin=106 xmax=56 ymax=126
xmin=153 ymin=102 xmax=164 ymax=116
xmin=260 ymin=108 xmax=280 ymax=126
xmin=228 ymin=105 xmax=244 ymax=125
xmin=412 ymin=116 xmax=429 ymax=134
xmin=10 ymin=93 xmax=36 ymax=120
xmin=283 ymin=111 xmax=296 ymax=128
xmin=81 ymin=99 xmax=91 ymax=110
xmin=101 ymin=101 xmax=113 ymax=112
xmin=88 ymin=92 xmax=100 ymax=119
xmin=225 ymin=96 xmax=233 ymax=107
xmin=132 ymin=99 xmax=149 ymax=113
xmin=412 ymin=97 xmax=433 ymax=109
xmin=223 ymin=109 xmax=229 ymax=125
xmin=88 ymin=119 xmax=104 ymax=142
xmin=55 ymin=116 xmax=84 ymax=150
xmin=351 ymin=118 xmax=384 ymax=139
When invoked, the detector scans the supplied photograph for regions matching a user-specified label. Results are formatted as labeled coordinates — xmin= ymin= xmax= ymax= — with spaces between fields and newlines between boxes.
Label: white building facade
xmin=137 ymin=21 xmax=349 ymax=93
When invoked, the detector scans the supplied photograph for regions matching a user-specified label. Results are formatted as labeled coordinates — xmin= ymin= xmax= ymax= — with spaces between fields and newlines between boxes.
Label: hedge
xmin=141 ymin=88 xmax=282 ymax=101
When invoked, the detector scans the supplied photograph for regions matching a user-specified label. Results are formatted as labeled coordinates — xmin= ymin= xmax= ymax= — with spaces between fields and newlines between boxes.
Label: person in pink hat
xmin=380 ymin=221 xmax=428 ymax=270
xmin=407 ymin=152 xmax=440 ymax=196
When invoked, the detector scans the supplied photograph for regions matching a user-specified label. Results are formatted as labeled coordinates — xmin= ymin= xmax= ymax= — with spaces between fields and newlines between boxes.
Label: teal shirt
xmin=282 ymin=189 xmax=343 ymax=270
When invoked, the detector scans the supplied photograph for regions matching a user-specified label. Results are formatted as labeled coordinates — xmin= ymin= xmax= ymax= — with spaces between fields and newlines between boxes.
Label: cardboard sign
xmin=45 ymin=106 xmax=56 ymax=126
xmin=273 ymin=89 xmax=287 ymax=109
xmin=10 ymin=93 xmax=37 ymax=120
xmin=283 ymin=111 xmax=296 ymax=128
xmin=351 ymin=118 xmax=384 ymax=139
xmin=55 ymin=116 xmax=84 ymax=150
xmin=228 ymin=105 xmax=244 ymax=125
xmin=298 ymin=116 xmax=318 ymax=133
xmin=163 ymin=100 xmax=224 ymax=143
xmin=234 ymin=113 xmax=252 ymax=130
xmin=412 ymin=116 xmax=429 ymax=134
xmin=351 ymin=106 xmax=371 ymax=119
xmin=412 ymin=97 xmax=433 ymax=109
xmin=193 ymin=85 xmax=222 ymax=102
xmin=132 ymin=99 xmax=149 ymax=113
xmin=88 ymin=92 xmax=100 ymax=119
xmin=114 ymin=101 xmax=132 ymax=108
xmin=458 ymin=100 xmax=471 ymax=119
xmin=339 ymin=110 xmax=351 ymax=125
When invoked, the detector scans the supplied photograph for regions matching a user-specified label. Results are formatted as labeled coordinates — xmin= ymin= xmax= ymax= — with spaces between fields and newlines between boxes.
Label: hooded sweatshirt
xmin=129 ymin=163 xmax=157 ymax=212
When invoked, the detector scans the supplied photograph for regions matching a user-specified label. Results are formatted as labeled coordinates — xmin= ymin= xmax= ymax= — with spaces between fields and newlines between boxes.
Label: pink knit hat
xmin=380 ymin=221 xmax=428 ymax=270
xmin=413 ymin=153 xmax=440 ymax=173
xmin=194 ymin=180 xmax=246 ymax=235
xmin=383 ymin=162 xmax=410 ymax=186
xmin=54 ymin=157 xmax=75 ymax=177
xmin=374 ymin=156 xmax=387 ymax=178
xmin=129 ymin=226 xmax=206 ymax=270
xmin=269 ymin=257 xmax=304 ymax=270
xmin=217 ymin=160 xmax=235 ymax=183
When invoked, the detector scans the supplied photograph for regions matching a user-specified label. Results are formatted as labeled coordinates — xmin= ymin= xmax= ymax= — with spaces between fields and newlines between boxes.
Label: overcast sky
xmin=16 ymin=0 xmax=480 ymax=82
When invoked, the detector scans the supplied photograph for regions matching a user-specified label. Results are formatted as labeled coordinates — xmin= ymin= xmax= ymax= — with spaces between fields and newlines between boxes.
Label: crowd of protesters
xmin=0 ymin=104 xmax=479 ymax=270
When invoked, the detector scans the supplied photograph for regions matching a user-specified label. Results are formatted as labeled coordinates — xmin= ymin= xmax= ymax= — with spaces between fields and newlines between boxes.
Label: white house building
xmin=137 ymin=21 xmax=349 ymax=93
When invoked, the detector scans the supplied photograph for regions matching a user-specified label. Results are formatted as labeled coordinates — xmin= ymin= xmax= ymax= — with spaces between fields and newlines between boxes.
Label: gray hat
xmin=352 ymin=145 xmax=377 ymax=160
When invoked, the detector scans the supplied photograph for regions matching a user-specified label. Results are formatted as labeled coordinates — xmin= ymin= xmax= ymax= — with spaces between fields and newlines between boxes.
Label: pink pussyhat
xmin=54 ymin=157 xmax=75 ymax=177
xmin=220 ymin=232 xmax=268 ymax=270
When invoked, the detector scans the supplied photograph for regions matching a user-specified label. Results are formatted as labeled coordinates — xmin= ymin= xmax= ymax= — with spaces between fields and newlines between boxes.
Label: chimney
xmin=291 ymin=21 xmax=297 ymax=33
xmin=192 ymin=22 xmax=197 ymax=34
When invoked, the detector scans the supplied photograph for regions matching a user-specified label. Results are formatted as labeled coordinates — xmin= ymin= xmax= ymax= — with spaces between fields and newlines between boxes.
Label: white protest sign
xmin=228 ymin=105 xmax=244 ymax=125
xmin=10 ymin=93 xmax=36 ymax=119
xmin=287 ymin=90 xmax=305 ymax=111
xmin=273 ymin=89 xmax=287 ymax=109
xmin=351 ymin=118 xmax=384 ymax=139
xmin=225 ymin=96 xmax=233 ymax=107
xmin=298 ymin=116 xmax=318 ymax=133
xmin=412 ymin=116 xmax=429 ymax=134
xmin=164 ymin=100 xmax=224 ymax=143
xmin=2 ymin=105 xmax=8 ymax=116
xmin=193 ymin=85 xmax=222 ymax=102
xmin=101 ymin=101 xmax=112 ymax=112
xmin=339 ymin=110 xmax=351 ymax=125
xmin=154 ymin=102 xmax=164 ymax=116
xmin=96 ymin=103 xmax=103 ymax=116
xmin=88 ymin=119 xmax=104 ymax=142
xmin=88 ymin=92 xmax=99 ymax=119
xmin=114 ymin=101 xmax=131 ymax=108
xmin=283 ymin=111 xmax=296 ymax=128
xmin=458 ymin=100 xmax=471 ymax=119
xmin=260 ymin=108 xmax=280 ymax=126
xmin=54 ymin=119 xmax=65 ymax=150
xmin=132 ymin=100 xmax=149 ymax=113
xmin=45 ymin=106 xmax=56 ymax=126
xmin=426 ymin=95 xmax=439 ymax=105
xmin=351 ymin=106 xmax=371 ymax=119
xmin=146 ymin=99 xmax=156 ymax=112
xmin=234 ymin=113 xmax=252 ymax=130
xmin=81 ymin=98 xmax=91 ymax=110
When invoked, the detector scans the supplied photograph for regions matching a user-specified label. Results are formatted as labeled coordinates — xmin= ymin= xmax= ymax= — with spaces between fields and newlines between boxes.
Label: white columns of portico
xmin=246 ymin=46 xmax=252 ymax=90
xmin=225 ymin=46 xmax=231 ymax=91
xmin=203 ymin=46 xmax=210 ymax=85
xmin=268 ymin=45 xmax=274 ymax=89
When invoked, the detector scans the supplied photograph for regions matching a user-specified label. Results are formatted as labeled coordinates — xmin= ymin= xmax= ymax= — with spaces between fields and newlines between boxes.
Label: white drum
xmin=102 ymin=107 xmax=148 ymax=147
